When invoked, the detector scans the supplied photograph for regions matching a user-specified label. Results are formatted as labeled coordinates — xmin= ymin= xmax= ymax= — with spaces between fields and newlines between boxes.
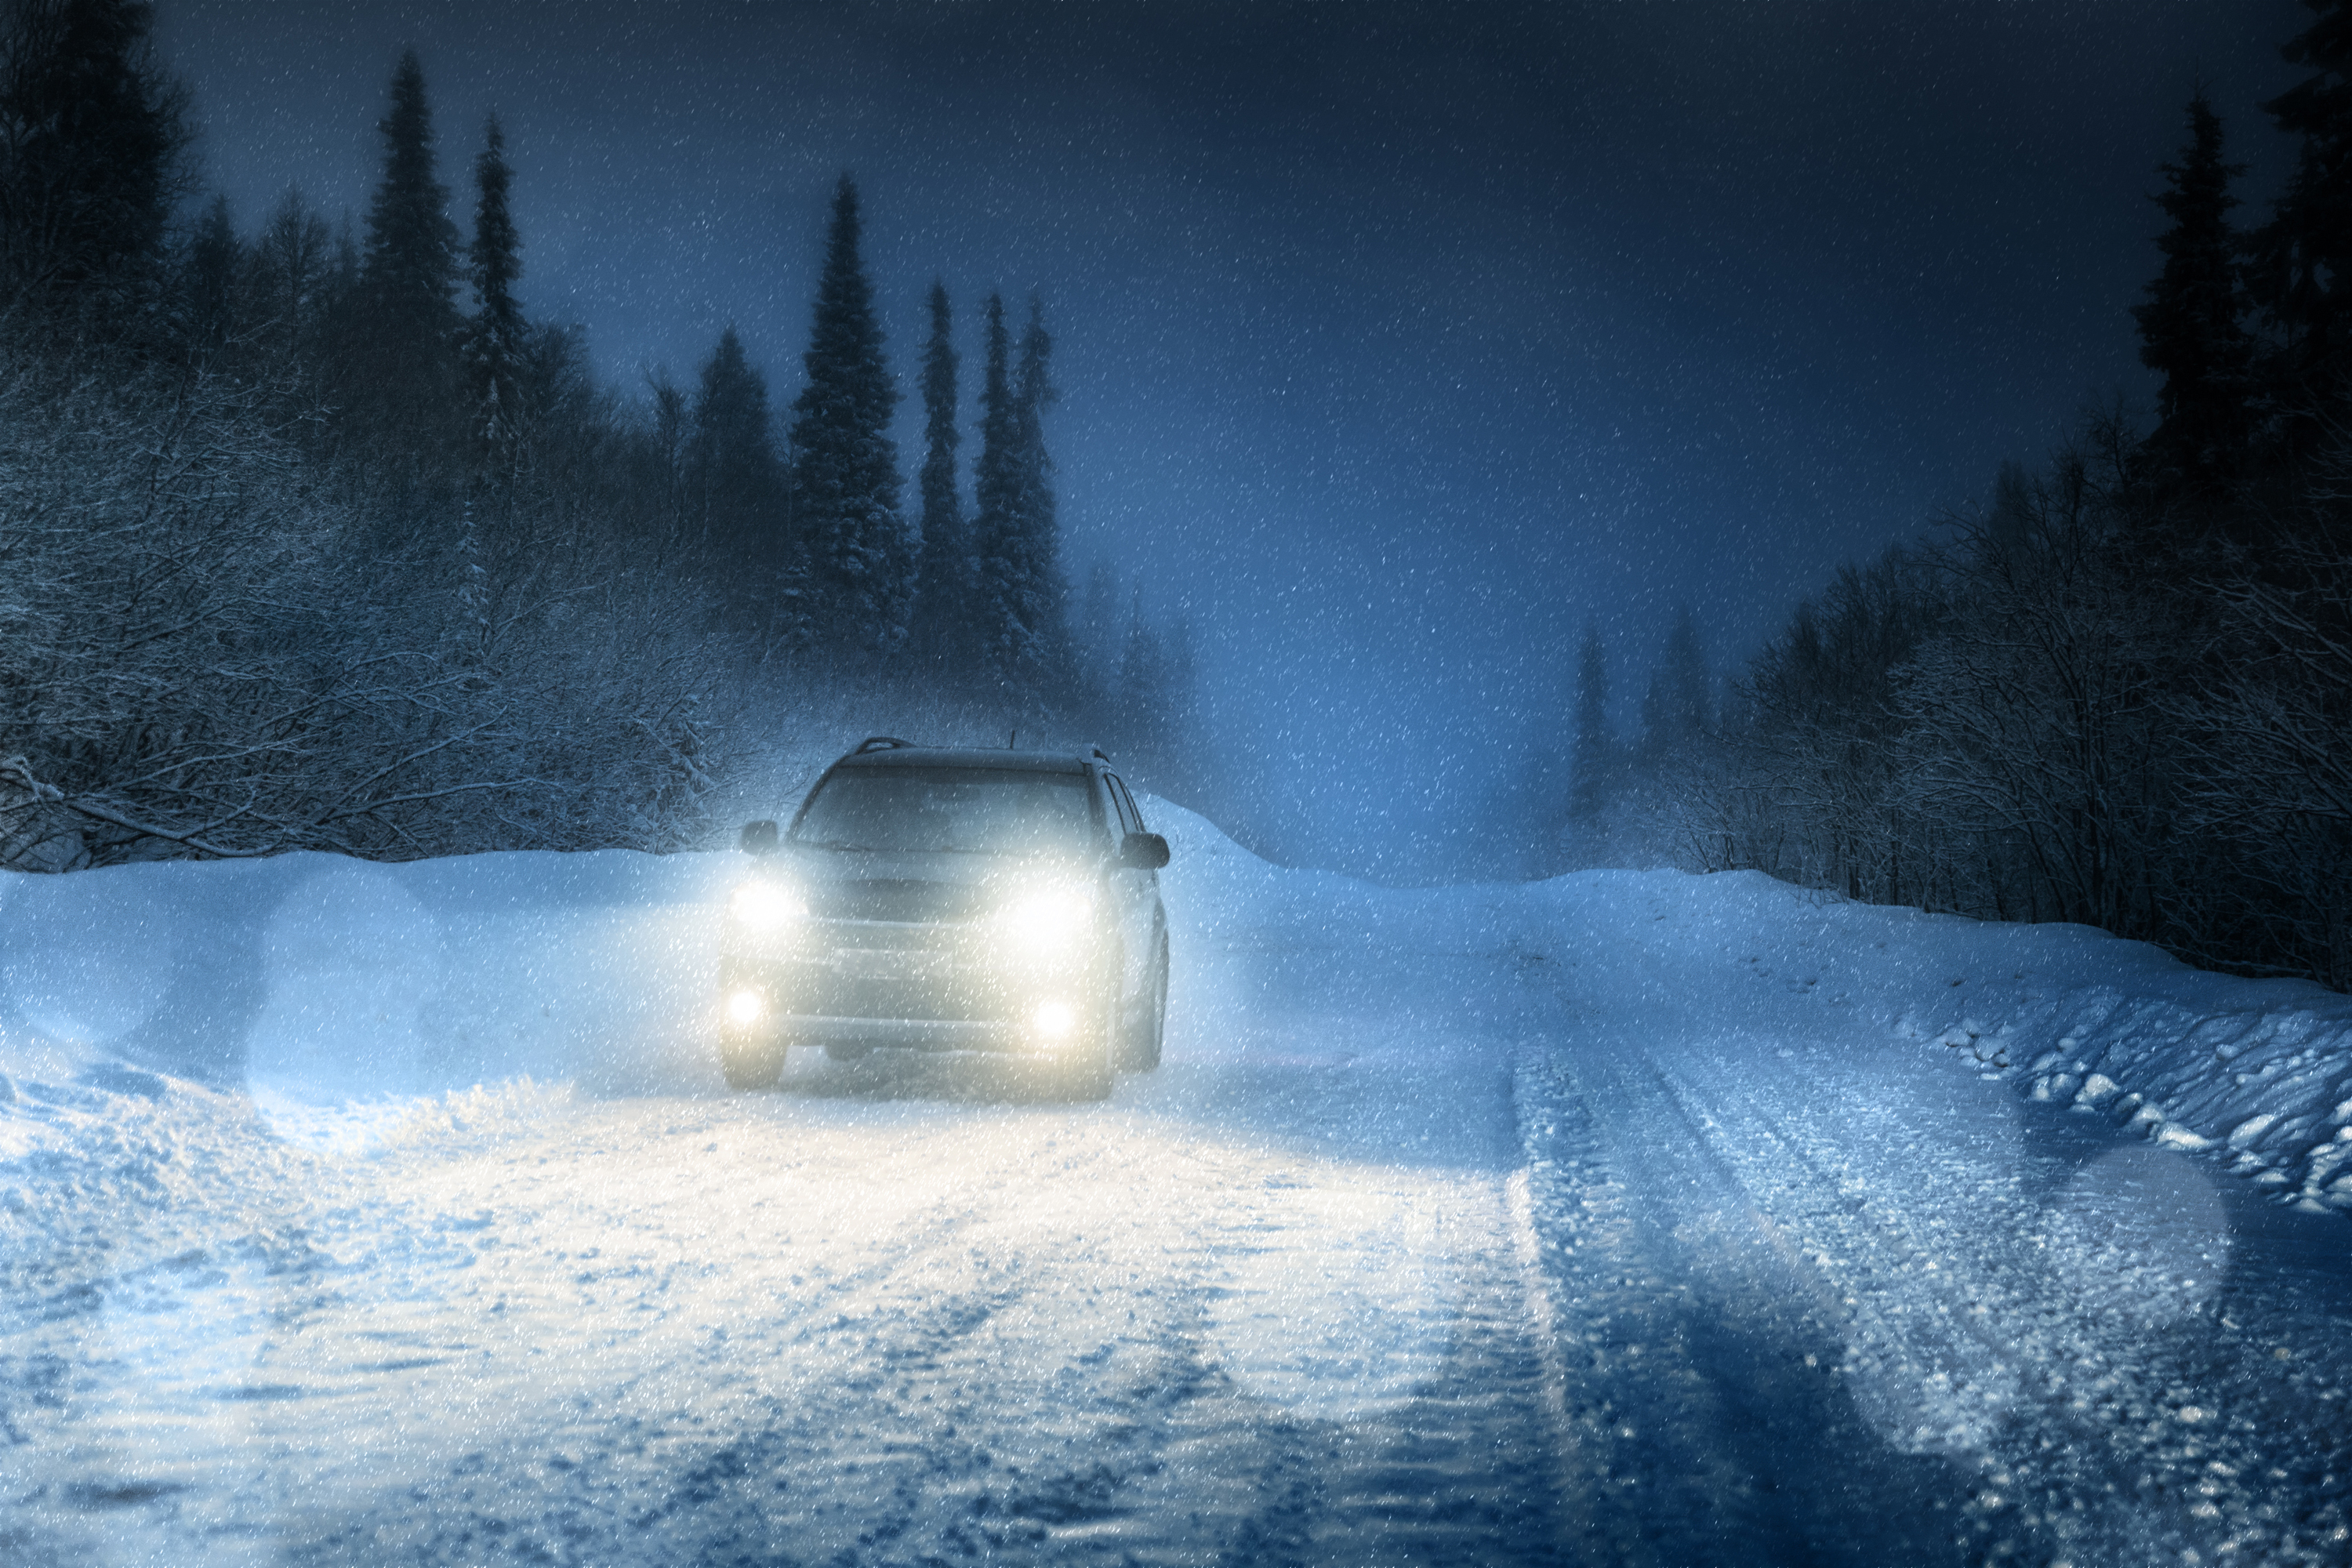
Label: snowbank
xmin=6 ymin=809 xmax=2346 ymax=1275
xmin=1878 ymin=913 xmax=2352 ymax=1214
xmin=0 ymin=797 xmax=1258 ymax=1119
xmin=1526 ymin=868 xmax=2352 ymax=1216
xmin=0 ymin=847 xmax=742 ymax=1305
xmin=0 ymin=847 xmax=735 ymax=1102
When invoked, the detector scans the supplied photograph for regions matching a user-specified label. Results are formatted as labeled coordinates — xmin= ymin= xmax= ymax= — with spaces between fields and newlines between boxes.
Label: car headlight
xmin=996 ymin=885 xmax=1095 ymax=953
xmin=730 ymin=880 xmax=807 ymax=928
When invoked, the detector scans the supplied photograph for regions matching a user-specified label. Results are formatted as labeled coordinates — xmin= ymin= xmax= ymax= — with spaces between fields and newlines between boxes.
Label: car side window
xmin=1087 ymin=771 xmax=1120 ymax=840
xmin=1107 ymin=775 xmax=1145 ymax=835
xmin=1100 ymin=772 xmax=1135 ymax=836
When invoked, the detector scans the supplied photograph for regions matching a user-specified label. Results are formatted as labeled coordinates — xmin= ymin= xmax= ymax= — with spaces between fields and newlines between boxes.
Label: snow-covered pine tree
xmin=786 ymin=175 xmax=907 ymax=656
xmin=971 ymin=292 xmax=1019 ymax=679
xmin=464 ymin=112 xmax=526 ymax=476
xmin=908 ymin=279 xmax=970 ymax=668
xmin=642 ymin=365 xmax=691 ymax=551
xmin=0 ymin=0 xmax=190 ymax=325
xmin=1665 ymin=606 xmax=1710 ymax=741
xmin=1640 ymin=606 xmax=1709 ymax=764
xmin=2133 ymin=93 xmax=2252 ymax=501
xmin=2250 ymin=0 xmax=2352 ymax=433
xmin=1570 ymin=625 xmax=1613 ymax=820
xmin=328 ymin=207 xmax=359 ymax=324
xmin=688 ymin=326 xmax=782 ymax=568
xmin=970 ymin=292 xmax=1073 ymax=694
xmin=345 ymin=48 xmax=463 ymax=466
xmin=1011 ymin=295 xmax=1070 ymax=685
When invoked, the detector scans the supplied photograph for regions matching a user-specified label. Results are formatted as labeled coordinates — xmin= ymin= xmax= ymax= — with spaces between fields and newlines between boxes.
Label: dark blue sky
xmin=160 ymin=0 xmax=2307 ymax=879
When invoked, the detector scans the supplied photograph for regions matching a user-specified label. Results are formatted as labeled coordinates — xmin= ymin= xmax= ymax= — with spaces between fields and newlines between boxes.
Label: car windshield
xmin=789 ymin=767 xmax=1095 ymax=855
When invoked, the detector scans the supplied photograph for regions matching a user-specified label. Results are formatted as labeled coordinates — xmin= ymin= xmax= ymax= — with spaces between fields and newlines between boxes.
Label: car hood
xmin=774 ymin=845 xmax=1101 ymax=924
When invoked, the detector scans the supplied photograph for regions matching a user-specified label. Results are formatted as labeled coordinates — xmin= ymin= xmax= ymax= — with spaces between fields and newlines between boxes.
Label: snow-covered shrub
xmin=0 ymin=343 xmax=728 ymax=863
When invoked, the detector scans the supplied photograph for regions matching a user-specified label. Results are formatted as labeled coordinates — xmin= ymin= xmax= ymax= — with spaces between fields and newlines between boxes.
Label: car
xmin=715 ymin=738 xmax=1172 ymax=1099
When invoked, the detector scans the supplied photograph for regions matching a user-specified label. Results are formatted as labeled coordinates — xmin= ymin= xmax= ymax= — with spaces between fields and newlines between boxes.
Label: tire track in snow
xmin=1513 ymin=1042 xmax=1995 ymax=1566
xmin=1651 ymin=1039 xmax=2352 ymax=1566
xmin=18 ymin=1062 xmax=1570 ymax=1568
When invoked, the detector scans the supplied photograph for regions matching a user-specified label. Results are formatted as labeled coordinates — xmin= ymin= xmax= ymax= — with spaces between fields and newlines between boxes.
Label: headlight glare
xmin=731 ymin=880 xmax=807 ymax=928
xmin=998 ymin=886 xmax=1094 ymax=953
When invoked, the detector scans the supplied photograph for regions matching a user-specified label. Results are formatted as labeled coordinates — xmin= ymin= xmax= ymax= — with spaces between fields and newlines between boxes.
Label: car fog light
xmin=1033 ymin=1000 xmax=1076 ymax=1040
xmin=728 ymin=989 xmax=767 ymax=1025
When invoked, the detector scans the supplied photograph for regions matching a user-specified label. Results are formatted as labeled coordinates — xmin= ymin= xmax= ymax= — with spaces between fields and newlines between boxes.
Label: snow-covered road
xmin=5 ymin=808 xmax=2352 ymax=1565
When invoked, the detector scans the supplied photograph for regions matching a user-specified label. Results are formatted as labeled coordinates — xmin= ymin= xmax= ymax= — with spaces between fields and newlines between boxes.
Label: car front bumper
xmin=720 ymin=918 xmax=1109 ymax=1054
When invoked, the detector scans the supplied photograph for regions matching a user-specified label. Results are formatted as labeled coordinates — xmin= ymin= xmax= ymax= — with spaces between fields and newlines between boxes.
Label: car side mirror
xmin=739 ymin=819 xmax=779 ymax=856
xmin=1120 ymin=831 xmax=1171 ymax=870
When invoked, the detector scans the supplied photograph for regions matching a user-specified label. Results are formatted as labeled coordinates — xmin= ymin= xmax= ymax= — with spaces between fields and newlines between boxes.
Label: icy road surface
xmin=5 ymin=807 xmax=2352 ymax=1565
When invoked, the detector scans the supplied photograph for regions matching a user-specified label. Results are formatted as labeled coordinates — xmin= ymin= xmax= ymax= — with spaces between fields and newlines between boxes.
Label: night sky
xmin=159 ymin=0 xmax=2304 ymax=880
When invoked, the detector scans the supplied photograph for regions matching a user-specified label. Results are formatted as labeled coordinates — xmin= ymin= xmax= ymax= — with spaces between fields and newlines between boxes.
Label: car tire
xmin=1123 ymin=932 xmax=1167 ymax=1073
xmin=719 ymin=1029 xmax=784 ymax=1091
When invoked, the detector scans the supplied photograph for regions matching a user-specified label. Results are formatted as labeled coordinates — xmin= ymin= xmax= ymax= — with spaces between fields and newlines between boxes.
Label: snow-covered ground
xmin=4 ymin=804 xmax=2350 ymax=1565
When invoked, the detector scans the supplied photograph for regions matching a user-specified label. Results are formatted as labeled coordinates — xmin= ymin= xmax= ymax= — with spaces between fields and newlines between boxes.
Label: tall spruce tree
xmin=1011 ymin=295 xmax=1069 ymax=681
xmin=786 ymin=175 xmax=907 ymax=655
xmin=2134 ymin=93 xmax=2252 ymax=499
xmin=0 ymin=0 xmax=190 ymax=322
xmin=970 ymin=291 xmax=1072 ymax=691
xmin=643 ymin=365 xmax=691 ymax=548
xmin=1570 ymin=626 xmax=1613 ymax=820
xmin=347 ymin=47 xmax=463 ymax=463
xmin=1640 ymin=606 xmax=1709 ymax=764
xmin=688 ymin=326 xmax=782 ymax=568
xmin=2249 ymin=0 xmax=2352 ymax=421
xmin=909 ymin=280 xmax=970 ymax=666
xmin=464 ymin=112 xmax=525 ymax=471
xmin=971 ymin=292 xmax=1018 ymax=670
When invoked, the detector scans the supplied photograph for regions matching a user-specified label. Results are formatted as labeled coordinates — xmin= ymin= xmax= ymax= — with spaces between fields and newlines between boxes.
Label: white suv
xmin=717 ymin=739 xmax=1171 ymax=1099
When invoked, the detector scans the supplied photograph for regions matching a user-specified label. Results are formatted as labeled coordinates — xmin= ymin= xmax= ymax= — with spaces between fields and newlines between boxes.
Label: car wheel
xmin=1123 ymin=932 xmax=1167 ymax=1073
xmin=719 ymin=1027 xmax=784 ymax=1091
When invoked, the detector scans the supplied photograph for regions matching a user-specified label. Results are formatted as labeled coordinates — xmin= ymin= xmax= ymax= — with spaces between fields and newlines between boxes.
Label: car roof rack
xmin=854 ymin=735 xmax=916 ymax=754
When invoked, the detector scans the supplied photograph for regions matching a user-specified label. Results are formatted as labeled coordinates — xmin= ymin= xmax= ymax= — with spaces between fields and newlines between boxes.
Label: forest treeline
xmin=0 ymin=2 xmax=1198 ymax=871
xmin=1567 ymin=4 xmax=2352 ymax=991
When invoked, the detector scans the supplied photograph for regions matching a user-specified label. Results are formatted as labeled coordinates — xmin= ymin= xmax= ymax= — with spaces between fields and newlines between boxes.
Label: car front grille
xmin=807 ymin=879 xmax=987 ymax=924
xmin=724 ymin=886 xmax=1093 ymax=1029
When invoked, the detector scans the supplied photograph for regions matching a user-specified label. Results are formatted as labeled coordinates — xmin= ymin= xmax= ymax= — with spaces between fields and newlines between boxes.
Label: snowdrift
xmin=1525 ymin=868 xmax=2352 ymax=1216
xmin=4 ymin=807 xmax=2349 ymax=1227
xmin=0 ymin=847 xmax=735 ymax=1109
